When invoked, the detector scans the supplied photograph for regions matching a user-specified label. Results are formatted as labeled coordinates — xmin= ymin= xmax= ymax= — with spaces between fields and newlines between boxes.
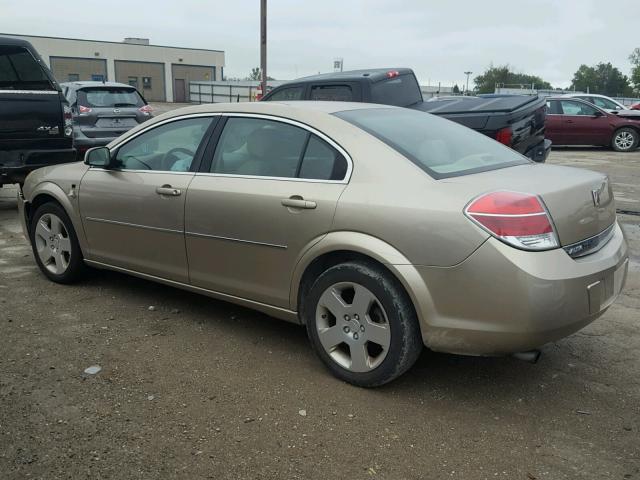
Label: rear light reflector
xmin=495 ymin=127 xmax=512 ymax=146
xmin=465 ymin=191 xmax=559 ymax=251
xmin=79 ymin=105 xmax=92 ymax=114
xmin=138 ymin=105 xmax=153 ymax=114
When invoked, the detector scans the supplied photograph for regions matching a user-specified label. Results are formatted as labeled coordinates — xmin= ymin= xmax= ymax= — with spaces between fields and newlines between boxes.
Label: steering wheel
xmin=162 ymin=147 xmax=196 ymax=171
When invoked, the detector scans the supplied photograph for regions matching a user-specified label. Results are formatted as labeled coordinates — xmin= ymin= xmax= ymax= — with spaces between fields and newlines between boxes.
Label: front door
xmin=185 ymin=115 xmax=350 ymax=308
xmin=174 ymin=79 xmax=186 ymax=103
xmin=559 ymin=100 xmax=611 ymax=145
xmin=79 ymin=116 xmax=216 ymax=282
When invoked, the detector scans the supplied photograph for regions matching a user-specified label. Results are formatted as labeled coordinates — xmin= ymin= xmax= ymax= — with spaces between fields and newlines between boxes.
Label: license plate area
xmin=587 ymin=259 xmax=629 ymax=314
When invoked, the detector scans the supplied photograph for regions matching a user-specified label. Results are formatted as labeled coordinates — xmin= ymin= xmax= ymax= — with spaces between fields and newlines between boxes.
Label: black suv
xmin=0 ymin=37 xmax=75 ymax=186
xmin=60 ymin=81 xmax=153 ymax=159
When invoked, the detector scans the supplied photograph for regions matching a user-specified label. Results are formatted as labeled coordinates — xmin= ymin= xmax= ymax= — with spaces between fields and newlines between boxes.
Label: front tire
xmin=611 ymin=127 xmax=639 ymax=152
xmin=29 ymin=202 xmax=86 ymax=283
xmin=303 ymin=261 xmax=422 ymax=387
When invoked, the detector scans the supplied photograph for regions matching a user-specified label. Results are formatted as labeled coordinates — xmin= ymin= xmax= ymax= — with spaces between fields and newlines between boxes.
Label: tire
xmin=611 ymin=127 xmax=639 ymax=152
xmin=303 ymin=261 xmax=422 ymax=387
xmin=29 ymin=202 xmax=86 ymax=284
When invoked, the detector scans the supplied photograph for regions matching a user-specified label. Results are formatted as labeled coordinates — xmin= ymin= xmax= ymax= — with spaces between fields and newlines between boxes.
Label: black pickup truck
xmin=0 ymin=37 xmax=75 ymax=186
xmin=262 ymin=68 xmax=551 ymax=162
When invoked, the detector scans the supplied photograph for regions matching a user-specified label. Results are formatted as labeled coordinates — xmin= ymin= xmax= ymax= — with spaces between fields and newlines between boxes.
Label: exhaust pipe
xmin=512 ymin=350 xmax=541 ymax=364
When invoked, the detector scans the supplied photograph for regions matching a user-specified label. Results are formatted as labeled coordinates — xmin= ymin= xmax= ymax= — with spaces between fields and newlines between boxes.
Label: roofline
xmin=0 ymin=32 xmax=225 ymax=54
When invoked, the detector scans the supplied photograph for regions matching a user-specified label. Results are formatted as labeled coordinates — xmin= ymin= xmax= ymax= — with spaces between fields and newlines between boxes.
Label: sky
xmin=1 ymin=0 xmax=638 ymax=88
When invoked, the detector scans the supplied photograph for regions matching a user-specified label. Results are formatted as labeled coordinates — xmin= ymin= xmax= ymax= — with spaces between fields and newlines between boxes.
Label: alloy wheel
xmin=614 ymin=131 xmax=635 ymax=151
xmin=34 ymin=213 xmax=72 ymax=275
xmin=315 ymin=282 xmax=391 ymax=372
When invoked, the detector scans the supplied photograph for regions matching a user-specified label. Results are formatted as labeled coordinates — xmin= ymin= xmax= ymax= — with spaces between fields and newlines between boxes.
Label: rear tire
xmin=29 ymin=202 xmax=86 ymax=284
xmin=611 ymin=127 xmax=639 ymax=152
xmin=303 ymin=261 xmax=422 ymax=387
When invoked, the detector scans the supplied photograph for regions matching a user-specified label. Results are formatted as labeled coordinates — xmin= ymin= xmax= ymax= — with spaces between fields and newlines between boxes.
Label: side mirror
xmin=84 ymin=146 xmax=111 ymax=167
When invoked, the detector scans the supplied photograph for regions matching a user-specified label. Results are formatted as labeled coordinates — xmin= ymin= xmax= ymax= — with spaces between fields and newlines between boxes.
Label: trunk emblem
xmin=113 ymin=108 xmax=121 ymax=113
xmin=591 ymin=181 xmax=607 ymax=207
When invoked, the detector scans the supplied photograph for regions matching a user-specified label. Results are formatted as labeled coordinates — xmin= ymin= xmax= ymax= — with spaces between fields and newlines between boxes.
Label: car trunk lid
xmin=76 ymin=87 xmax=147 ymax=138
xmin=448 ymin=163 xmax=616 ymax=247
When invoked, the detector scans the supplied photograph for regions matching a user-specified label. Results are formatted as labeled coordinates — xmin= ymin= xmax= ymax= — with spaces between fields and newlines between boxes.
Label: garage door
xmin=50 ymin=57 xmax=107 ymax=83
xmin=114 ymin=60 xmax=165 ymax=102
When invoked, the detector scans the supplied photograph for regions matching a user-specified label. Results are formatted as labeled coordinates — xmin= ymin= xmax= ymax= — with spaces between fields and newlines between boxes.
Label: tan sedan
xmin=18 ymin=102 xmax=629 ymax=386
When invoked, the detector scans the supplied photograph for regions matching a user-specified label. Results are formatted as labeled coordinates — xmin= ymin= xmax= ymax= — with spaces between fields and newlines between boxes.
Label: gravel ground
xmin=1 ymin=147 xmax=639 ymax=479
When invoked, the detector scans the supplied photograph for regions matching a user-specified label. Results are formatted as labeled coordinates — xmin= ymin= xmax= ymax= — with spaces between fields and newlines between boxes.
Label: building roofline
xmin=0 ymin=32 xmax=224 ymax=54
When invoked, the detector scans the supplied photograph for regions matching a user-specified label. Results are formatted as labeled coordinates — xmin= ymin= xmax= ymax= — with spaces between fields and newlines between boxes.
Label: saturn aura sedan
xmin=18 ymin=101 xmax=629 ymax=387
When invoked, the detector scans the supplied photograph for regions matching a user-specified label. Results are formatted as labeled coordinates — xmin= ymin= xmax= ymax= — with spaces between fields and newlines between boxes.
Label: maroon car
xmin=545 ymin=97 xmax=640 ymax=152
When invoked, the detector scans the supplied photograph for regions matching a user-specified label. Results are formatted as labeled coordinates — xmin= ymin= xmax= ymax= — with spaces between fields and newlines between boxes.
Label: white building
xmin=1 ymin=33 xmax=225 ymax=102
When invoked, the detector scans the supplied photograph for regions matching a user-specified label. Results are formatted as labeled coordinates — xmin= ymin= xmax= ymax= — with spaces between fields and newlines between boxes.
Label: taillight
xmin=79 ymin=105 xmax=92 ymax=114
xmin=495 ymin=127 xmax=512 ymax=146
xmin=464 ymin=191 xmax=559 ymax=251
xmin=386 ymin=70 xmax=400 ymax=78
xmin=138 ymin=105 xmax=153 ymax=115
xmin=63 ymin=104 xmax=73 ymax=137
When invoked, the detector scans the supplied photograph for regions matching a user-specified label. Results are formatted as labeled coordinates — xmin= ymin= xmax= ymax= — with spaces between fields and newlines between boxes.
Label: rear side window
xmin=78 ymin=88 xmax=145 ymax=108
xmin=211 ymin=117 xmax=348 ymax=181
xmin=266 ymin=86 xmax=304 ymax=101
xmin=335 ymin=108 xmax=528 ymax=179
xmin=370 ymin=74 xmax=422 ymax=107
xmin=546 ymin=100 xmax=562 ymax=114
xmin=310 ymin=84 xmax=353 ymax=101
xmin=0 ymin=45 xmax=52 ymax=90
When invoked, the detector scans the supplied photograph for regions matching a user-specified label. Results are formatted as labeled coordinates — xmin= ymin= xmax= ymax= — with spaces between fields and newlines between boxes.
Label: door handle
xmin=565 ymin=119 xmax=574 ymax=123
xmin=156 ymin=185 xmax=182 ymax=196
xmin=281 ymin=196 xmax=317 ymax=209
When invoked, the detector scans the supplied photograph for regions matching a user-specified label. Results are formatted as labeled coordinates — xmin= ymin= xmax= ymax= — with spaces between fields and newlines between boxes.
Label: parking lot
xmin=0 ymin=147 xmax=638 ymax=479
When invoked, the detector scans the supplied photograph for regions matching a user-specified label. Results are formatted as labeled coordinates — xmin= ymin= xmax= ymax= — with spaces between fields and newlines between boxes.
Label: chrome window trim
xmin=88 ymin=167 xmax=195 ymax=175
xmin=186 ymin=231 xmax=287 ymax=249
xmin=206 ymin=112 xmax=353 ymax=184
xmin=563 ymin=223 xmax=616 ymax=259
xmin=85 ymin=217 xmax=183 ymax=234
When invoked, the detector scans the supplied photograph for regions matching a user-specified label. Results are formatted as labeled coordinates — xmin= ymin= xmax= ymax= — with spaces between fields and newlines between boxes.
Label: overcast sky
xmin=1 ymin=0 xmax=638 ymax=88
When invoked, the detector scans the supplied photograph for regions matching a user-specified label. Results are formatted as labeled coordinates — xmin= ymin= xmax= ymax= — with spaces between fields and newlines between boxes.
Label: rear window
xmin=370 ymin=74 xmax=422 ymax=107
xmin=0 ymin=45 xmax=53 ymax=90
xmin=77 ymin=87 xmax=145 ymax=108
xmin=335 ymin=108 xmax=529 ymax=179
xmin=310 ymin=84 xmax=353 ymax=101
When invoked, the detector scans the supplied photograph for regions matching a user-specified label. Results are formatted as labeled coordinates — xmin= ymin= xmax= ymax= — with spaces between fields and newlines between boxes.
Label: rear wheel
xmin=30 ymin=202 xmax=86 ymax=283
xmin=304 ymin=261 xmax=422 ymax=387
xmin=611 ymin=127 xmax=639 ymax=152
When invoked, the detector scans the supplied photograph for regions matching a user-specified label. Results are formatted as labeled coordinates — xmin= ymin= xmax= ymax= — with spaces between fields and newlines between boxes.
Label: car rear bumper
xmin=0 ymin=147 xmax=76 ymax=184
xmin=404 ymin=222 xmax=628 ymax=355
xmin=524 ymin=138 xmax=552 ymax=163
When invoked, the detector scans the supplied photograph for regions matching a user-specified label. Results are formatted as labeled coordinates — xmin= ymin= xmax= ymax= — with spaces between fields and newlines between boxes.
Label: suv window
xmin=310 ymin=84 xmax=353 ymax=101
xmin=115 ymin=117 xmax=213 ymax=172
xmin=266 ymin=86 xmax=304 ymax=101
xmin=560 ymin=100 xmax=598 ymax=116
xmin=78 ymin=87 xmax=145 ymax=108
xmin=211 ymin=117 xmax=348 ymax=180
xmin=370 ymin=74 xmax=422 ymax=107
xmin=0 ymin=45 xmax=52 ymax=90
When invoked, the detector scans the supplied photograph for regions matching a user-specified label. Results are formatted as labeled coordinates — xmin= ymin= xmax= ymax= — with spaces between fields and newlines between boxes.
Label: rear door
xmin=75 ymin=86 xmax=148 ymax=140
xmin=79 ymin=115 xmax=217 ymax=282
xmin=185 ymin=114 xmax=350 ymax=308
xmin=559 ymin=100 xmax=611 ymax=145
xmin=544 ymin=99 xmax=566 ymax=144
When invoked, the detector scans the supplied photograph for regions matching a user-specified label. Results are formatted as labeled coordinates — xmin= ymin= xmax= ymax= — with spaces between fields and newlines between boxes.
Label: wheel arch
xmin=291 ymin=231 xmax=434 ymax=339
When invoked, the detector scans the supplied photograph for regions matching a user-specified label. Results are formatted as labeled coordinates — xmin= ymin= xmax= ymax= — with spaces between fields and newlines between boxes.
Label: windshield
xmin=78 ymin=87 xmax=145 ymax=108
xmin=334 ymin=108 xmax=529 ymax=179
xmin=0 ymin=45 xmax=53 ymax=90
xmin=370 ymin=74 xmax=422 ymax=107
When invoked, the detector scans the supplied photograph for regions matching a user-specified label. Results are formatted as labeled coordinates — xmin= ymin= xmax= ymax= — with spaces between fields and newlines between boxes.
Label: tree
xmin=570 ymin=62 xmax=632 ymax=96
xmin=452 ymin=84 xmax=460 ymax=94
xmin=630 ymin=48 xmax=640 ymax=93
xmin=473 ymin=64 xmax=552 ymax=94
xmin=246 ymin=67 xmax=275 ymax=81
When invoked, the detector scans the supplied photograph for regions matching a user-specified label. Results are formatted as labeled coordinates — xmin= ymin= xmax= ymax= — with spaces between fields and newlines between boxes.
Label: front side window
xmin=310 ymin=84 xmax=353 ymax=101
xmin=591 ymin=97 xmax=621 ymax=110
xmin=114 ymin=117 xmax=213 ymax=171
xmin=0 ymin=45 xmax=52 ymax=90
xmin=266 ymin=86 xmax=304 ymax=101
xmin=335 ymin=107 xmax=528 ymax=179
xmin=211 ymin=117 xmax=348 ymax=181
xmin=560 ymin=100 xmax=598 ymax=116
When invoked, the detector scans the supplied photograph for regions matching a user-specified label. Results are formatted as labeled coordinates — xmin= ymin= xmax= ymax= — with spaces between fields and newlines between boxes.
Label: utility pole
xmin=464 ymin=71 xmax=472 ymax=94
xmin=260 ymin=0 xmax=267 ymax=95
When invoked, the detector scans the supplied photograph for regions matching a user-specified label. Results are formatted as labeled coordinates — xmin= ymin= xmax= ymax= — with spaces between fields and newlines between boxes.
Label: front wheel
xmin=30 ymin=202 xmax=86 ymax=283
xmin=611 ymin=127 xmax=639 ymax=152
xmin=304 ymin=261 xmax=423 ymax=387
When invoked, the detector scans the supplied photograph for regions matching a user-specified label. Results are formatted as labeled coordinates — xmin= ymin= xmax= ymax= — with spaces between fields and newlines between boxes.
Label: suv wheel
xmin=612 ymin=127 xmax=639 ymax=152
xmin=30 ymin=202 xmax=85 ymax=283
xmin=304 ymin=261 xmax=422 ymax=387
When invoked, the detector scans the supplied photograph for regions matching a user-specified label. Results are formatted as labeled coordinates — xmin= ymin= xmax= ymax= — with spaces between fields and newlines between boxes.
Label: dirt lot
xmin=1 ymin=147 xmax=639 ymax=479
